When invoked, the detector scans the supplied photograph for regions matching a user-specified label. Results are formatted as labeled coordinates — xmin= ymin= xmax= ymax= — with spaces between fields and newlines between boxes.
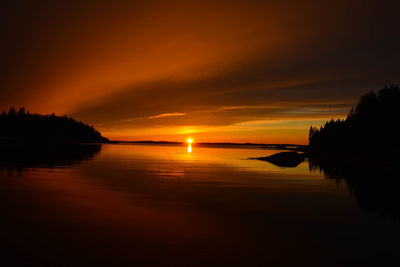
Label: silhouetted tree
xmin=17 ymin=107 xmax=26 ymax=116
xmin=8 ymin=107 xmax=16 ymax=117
xmin=0 ymin=108 xmax=109 ymax=144
xmin=308 ymin=85 xmax=400 ymax=150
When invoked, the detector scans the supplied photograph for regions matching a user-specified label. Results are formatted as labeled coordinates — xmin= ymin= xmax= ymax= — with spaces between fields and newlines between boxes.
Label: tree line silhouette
xmin=0 ymin=107 xmax=109 ymax=143
xmin=307 ymin=85 xmax=400 ymax=221
xmin=308 ymin=85 xmax=400 ymax=150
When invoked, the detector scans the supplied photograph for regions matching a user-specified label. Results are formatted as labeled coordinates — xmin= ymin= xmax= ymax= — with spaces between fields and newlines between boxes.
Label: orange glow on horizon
xmin=98 ymin=115 xmax=348 ymax=145
xmin=1 ymin=2 xmax=367 ymax=145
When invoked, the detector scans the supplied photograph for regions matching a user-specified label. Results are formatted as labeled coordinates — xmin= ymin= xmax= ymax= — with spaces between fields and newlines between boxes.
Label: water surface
xmin=1 ymin=144 xmax=399 ymax=266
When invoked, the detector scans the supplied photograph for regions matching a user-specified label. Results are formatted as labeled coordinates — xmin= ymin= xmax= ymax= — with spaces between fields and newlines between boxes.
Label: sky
xmin=1 ymin=0 xmax=399 ymax=144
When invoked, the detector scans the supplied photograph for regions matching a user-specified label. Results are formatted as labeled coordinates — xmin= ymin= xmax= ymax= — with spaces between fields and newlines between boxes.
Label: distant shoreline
xmin=108 ymin=140 xmax=306 ymax=150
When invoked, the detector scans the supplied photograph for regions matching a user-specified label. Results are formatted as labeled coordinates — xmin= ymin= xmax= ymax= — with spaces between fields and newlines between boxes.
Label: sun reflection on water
xmin=187 ymin=138 xmax=193 ymax=153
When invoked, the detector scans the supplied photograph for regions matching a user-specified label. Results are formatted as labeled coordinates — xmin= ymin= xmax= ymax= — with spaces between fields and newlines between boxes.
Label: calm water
xmin=1 ymin=144 xmax=399 ymax=266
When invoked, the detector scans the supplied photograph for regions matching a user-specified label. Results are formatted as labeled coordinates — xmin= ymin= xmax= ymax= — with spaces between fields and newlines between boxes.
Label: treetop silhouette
xmin=308 ymin=85 xmax=400 ymax=150
xmin=0 ymin=108 xmax=109 ymax=143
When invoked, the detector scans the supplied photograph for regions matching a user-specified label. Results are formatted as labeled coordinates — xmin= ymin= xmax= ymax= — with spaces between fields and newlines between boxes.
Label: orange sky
xmin=1 ymin=0 xmax=399 ymax=144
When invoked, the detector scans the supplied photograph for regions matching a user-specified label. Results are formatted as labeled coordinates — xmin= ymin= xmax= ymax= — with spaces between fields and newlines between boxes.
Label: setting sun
xmin=0 ymin=1 xmax=398 ymax=266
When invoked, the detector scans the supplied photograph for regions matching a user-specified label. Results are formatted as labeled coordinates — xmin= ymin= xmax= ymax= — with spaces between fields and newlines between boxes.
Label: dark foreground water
xmin=1 ymin=144 xmax=399 ymax=266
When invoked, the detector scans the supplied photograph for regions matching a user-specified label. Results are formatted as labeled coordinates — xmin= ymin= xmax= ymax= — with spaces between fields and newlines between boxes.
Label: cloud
xmin=218 ymin=106 xmax=248 ymax=111
xmin=1 ymin=0 xmax=399 ymax=143
xmin=148 ymin=112 xmax=186 ymax=119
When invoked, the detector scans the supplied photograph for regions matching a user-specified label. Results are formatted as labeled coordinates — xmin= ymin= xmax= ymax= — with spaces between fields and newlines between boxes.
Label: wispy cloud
xmin=218 ymin=106 xmax=247 ymax=111
xmin=148 ymin=112 xmax=186 ymax=119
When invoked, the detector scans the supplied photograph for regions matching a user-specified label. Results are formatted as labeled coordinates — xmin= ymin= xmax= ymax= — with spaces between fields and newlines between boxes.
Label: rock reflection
xmin=0 ymin=144 xmax=101 ymax=176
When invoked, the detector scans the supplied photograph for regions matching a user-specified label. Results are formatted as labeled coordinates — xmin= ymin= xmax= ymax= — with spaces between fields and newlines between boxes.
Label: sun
xmin=187 ymin=138 xmax=193 ymax=144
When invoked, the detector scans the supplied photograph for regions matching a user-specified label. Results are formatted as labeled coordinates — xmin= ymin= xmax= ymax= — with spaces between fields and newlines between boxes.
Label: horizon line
xmin=108 ymin=140 xmax=306 ymax=147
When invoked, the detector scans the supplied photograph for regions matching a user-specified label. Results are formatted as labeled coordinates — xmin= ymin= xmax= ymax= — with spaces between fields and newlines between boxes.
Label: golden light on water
xmin=187 ymin=138 xmax=193 ymax=153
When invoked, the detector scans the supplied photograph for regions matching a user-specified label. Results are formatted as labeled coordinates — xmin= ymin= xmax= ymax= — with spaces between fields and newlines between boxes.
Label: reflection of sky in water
xmin=1 ymin=143 xmax=400 ymax=266
xmin=102 ymin=144 xmax=319 ymax=180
